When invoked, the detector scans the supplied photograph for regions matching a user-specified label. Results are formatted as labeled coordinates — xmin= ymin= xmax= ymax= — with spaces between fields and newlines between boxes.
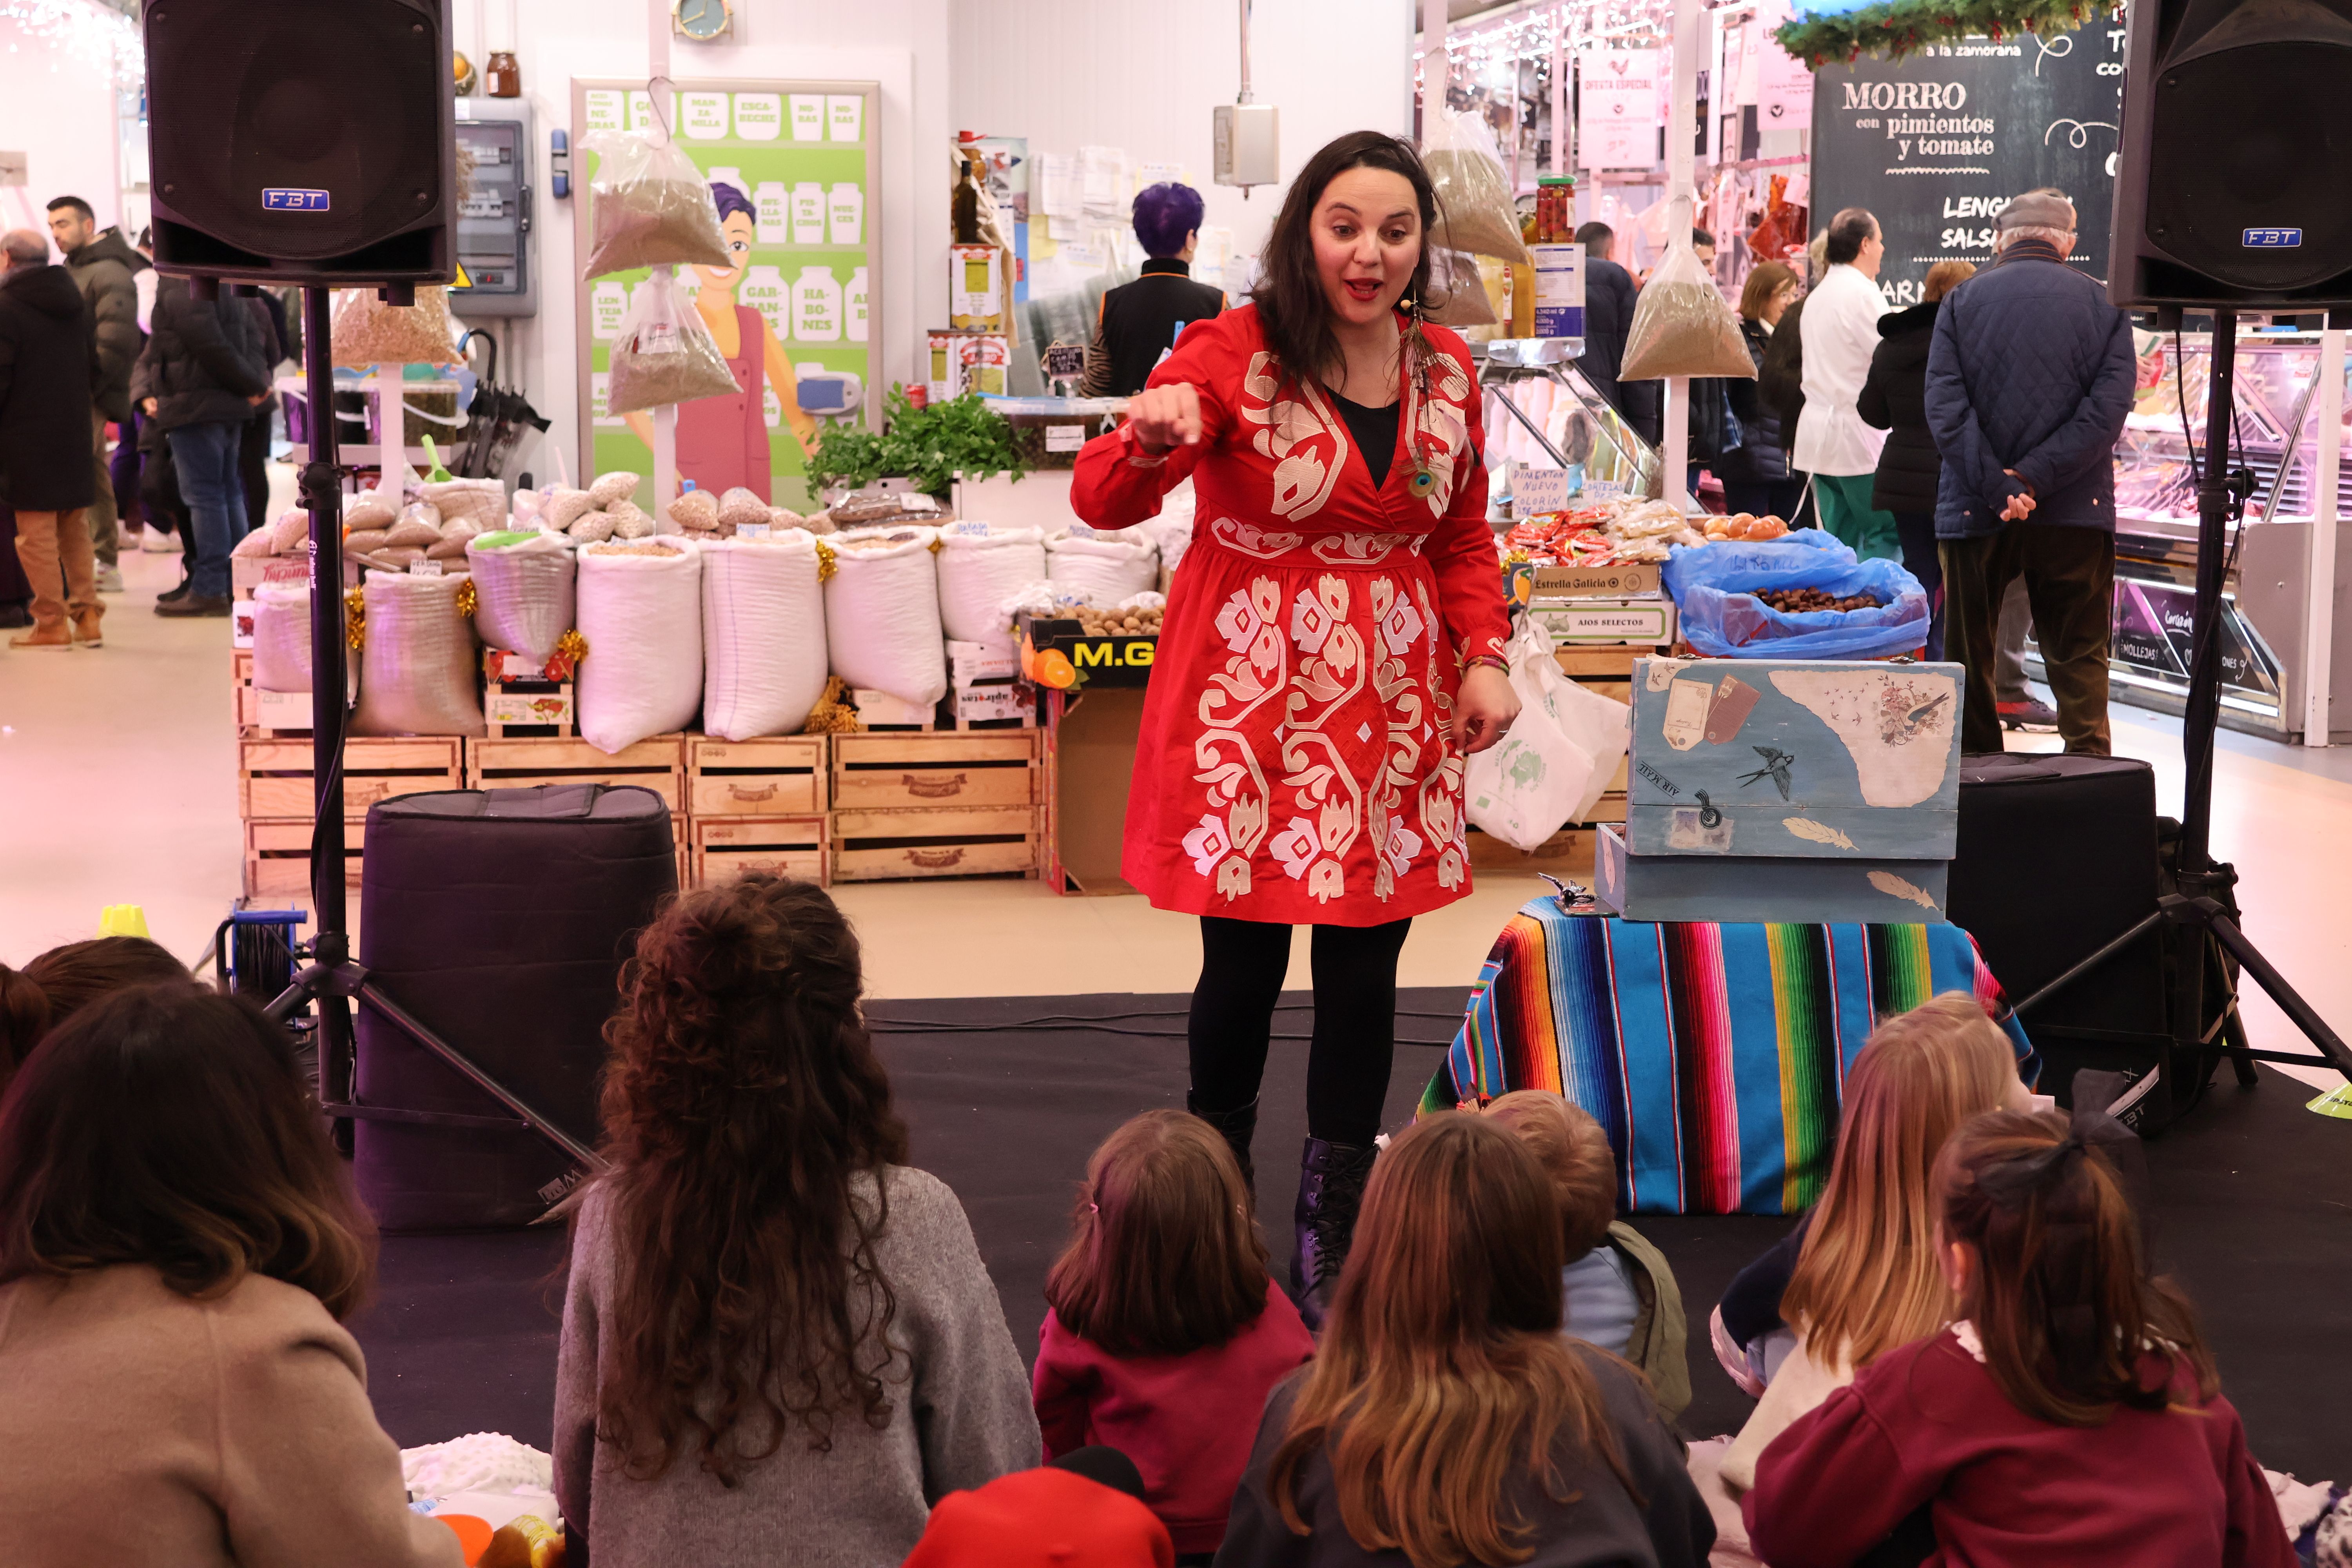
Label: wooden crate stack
xmin=238 ymin=735 xmax=465 ymax=899
xmin=468 ymin=733 xmax=690 ymax=886
xmin=686 ymin=737 xmax=830 ymax=886
xmin=828 ymin=731 xmax=1042 ymax=883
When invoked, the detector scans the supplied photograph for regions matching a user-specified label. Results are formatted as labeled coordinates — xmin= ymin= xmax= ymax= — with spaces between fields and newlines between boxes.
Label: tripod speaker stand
xmin=2011 ymin=307 xmax=2352 ymax=1122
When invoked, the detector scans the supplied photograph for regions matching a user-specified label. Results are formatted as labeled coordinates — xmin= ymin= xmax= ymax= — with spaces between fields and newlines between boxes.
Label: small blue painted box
xmin=1600 ymin=657 xmax=1965 ymax=923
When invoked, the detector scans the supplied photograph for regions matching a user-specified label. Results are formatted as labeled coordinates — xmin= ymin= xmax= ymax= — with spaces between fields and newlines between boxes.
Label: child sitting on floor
xmin=1033 ymin=1110 xmax=1315 ymax=1566
xmin=1486 ymin=1089 xmax=1691 ymax=1421
xmin=1744 ymin=1108 xmax=2294 ymax=1568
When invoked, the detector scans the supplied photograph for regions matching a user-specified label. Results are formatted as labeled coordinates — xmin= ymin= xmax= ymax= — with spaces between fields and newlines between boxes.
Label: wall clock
xmin=673 ymin=0 xmax=732 ymax=42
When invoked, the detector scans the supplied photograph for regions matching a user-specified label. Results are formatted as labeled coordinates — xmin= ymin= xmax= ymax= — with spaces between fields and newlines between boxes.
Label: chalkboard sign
xmin=1808 ymin=19 xmax=2124 ymax=305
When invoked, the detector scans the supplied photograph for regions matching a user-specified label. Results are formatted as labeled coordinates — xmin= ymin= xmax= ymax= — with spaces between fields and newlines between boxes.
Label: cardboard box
xmin=1019 ymin=614 xmax=1156 ymax=690
xmin=1527 ymin=559 xmax=1662 ymax=599
xmin=949 ymin=244 xmax=1008 ymax=331
xmin=853 ymin=688 xmax=942 ymax=728
xmin=953 ymin=681 xmax=1037 ymax=726
xmin=947 ymin=639 xmax=1022 ymax=684
xmin=1530 ymin=599 xmax=1676 ymax=645
xmin=1593 ymin=823 xmax=1951 ymax=923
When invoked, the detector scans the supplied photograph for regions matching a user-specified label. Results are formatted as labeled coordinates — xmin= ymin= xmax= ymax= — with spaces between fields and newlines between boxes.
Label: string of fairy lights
xmin=1 ymin=0 xmax=143 ymax=89
xmin=1427 ymin=0 xmax=1683 ymax=94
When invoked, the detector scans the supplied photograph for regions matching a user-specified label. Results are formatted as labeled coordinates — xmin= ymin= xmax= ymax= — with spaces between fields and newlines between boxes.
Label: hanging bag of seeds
xmin=606 ymin=272 xmax=742 ymax=414
xmin=580 ymin=124 xmax=730 ymax=278
xmin=1619 ymin=240 xmax=1759 ymax=381
xmin=1422 ymin=108 xmax=1532 ymax=267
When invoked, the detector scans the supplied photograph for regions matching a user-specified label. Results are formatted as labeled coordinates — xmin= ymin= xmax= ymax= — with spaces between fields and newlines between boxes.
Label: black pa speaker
xmin=142 ymin=0 xmax=456 ymax=287
xmin=2109 ymin=0 xmax=2352 ymax=309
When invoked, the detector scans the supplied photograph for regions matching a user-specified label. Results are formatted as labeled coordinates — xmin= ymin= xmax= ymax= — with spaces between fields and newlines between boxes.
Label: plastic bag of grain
xmin=330 ymin=286 xmax=461 ymax=368
xmin=422 ymin=477 xmax=505 ymax=530
xmin=350 ymin=571 xmax=484 ymax=737
xmin=576 ymin=537 xmax=704 ymax=753
xmin=1047 ymin=526 xmax=1159 ymax=603
xmin=250 ymin=581 xmax=313 ymax=693
xmin=579 ymin=129 xmax=731 ymax=278
xmin=1619 ymin=240 xmax=1758 ymax=381
xmin=1423 ymin=108 xmax=1530 ymax=266
xmin=466 ymin=529 xmax=578 ymax=664
xmin=718 ymin=487 xmax=770 ymax=532
xmin=935 ymin=522 xmax=1047 ymax=651
xmin=824 ymin=526 xmax=947 ymax=708
xmin=607 ymin=272 xmax=741 ymax=414
xmin=701 ymin=531 xmax=828 ymax=740
xmin=671 ymin=488 xmax=720 ymax=532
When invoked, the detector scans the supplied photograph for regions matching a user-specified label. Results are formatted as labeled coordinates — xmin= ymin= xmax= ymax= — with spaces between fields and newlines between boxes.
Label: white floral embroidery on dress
xmin=1379 ymin=593 xmax=1427 ymax=656
xmin=1269 ymin=816 xmax=1320 ymax=880
xmin=1308 ymin=532 xmax=1424 ymax=566
xmin=1214 ymin=589 xmax=1267 ymax=653
xmin=1289 ymin=588 xmax=1336 ymax=655
xmin=1238 ymin=351 xmax=1344 ymax=522
xmin=1210 ymin=517 xmax=1307 ymax=559
xmin=1181 ymin=813 xmax=1232 ymax=877
xmin=1383 ymin=818 xmax=1424 ymax=880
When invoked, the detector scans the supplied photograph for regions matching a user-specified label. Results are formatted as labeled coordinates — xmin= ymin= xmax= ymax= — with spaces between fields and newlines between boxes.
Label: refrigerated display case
xmin=2057 ymin=330 xmax=2352 ymax=739
xmin=1475 ymin=338 xmax=1663 ymax=517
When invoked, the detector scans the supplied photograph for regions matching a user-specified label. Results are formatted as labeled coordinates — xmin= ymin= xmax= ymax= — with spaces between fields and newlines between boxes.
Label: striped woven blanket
xmin=1423 ymin=902 xmax=2037 ymax=1215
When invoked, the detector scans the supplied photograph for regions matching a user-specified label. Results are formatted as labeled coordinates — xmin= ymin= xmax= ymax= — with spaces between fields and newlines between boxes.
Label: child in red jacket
xmin=1033 ymin=1110 xmax=1314 ymax=1563
xmin=1745 ymin=1108 xmax=2294 ymax=1568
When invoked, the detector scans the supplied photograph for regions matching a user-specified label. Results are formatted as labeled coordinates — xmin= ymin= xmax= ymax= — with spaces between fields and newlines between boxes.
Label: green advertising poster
xmin=572 ymin=79 xmax=880 ymax=514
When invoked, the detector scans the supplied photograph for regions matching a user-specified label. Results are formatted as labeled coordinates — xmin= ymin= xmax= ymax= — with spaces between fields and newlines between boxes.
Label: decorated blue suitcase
xmin=1599 ymin=657 xmax=1965 ymax=923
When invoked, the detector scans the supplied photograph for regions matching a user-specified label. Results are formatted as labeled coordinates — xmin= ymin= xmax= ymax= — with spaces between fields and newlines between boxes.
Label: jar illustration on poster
xmin=828 ymin=183 xmax=863 ymax=245
xmin=579 ymin=78 xmax=877 ymax=512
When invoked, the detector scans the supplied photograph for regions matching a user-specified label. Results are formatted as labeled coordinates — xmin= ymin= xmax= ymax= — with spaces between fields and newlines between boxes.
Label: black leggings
xmin=1188 ymin=915 xmax=1411 ymax=1147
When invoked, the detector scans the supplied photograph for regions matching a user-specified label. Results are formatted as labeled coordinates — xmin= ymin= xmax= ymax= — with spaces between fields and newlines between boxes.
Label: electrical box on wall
xmin=1213 ymin=103 xmax=1279 ymax=191
xmin=451 ymin=102 xmax=536 ymax=317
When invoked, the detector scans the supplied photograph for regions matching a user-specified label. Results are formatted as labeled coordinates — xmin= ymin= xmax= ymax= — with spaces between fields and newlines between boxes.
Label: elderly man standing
xmin=1795 ymin=208 xmax=1902 ymax=561
xmin=0 ymin=229 xmax=101 ymax=650
xmin=48 ymin=196 xmax=145 ymax=592
xmin=1926 ymin=190 xmax=2135 ymax=755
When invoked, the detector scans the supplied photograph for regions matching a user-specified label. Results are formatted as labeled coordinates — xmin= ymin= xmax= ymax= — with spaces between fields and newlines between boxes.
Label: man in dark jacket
xmin=1925 ymin=191 xmax=2135 ymax=755
xmin=1574 ymin=223 xmax=1660 ymax=445
xmin=0 ymin=229 xmax=102 ymax=648
xmin=140 ymin=273 xmax=269 ymax=616
xmin=1081 ymin=181 xmax=1225 ymax=397
xmin=49 ymin=196 xmax=147 ymax=590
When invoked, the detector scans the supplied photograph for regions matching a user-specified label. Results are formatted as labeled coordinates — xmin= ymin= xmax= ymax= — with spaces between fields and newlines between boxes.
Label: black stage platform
xmin=352 ymin=989 xmax=2349 ymax=1480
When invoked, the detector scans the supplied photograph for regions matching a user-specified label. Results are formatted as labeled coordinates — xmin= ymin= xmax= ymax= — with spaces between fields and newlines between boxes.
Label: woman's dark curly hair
xmin=593 ymin=874 xmax=909 ymax=1487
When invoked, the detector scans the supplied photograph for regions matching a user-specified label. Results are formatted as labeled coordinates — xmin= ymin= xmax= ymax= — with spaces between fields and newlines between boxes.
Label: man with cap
xmin=1924 ymin=188 xmax=2136 ymax=755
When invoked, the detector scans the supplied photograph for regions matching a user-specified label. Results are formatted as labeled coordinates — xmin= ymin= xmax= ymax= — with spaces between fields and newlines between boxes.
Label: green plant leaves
xmin=806 ymin=387 xmax=1029 ymax=499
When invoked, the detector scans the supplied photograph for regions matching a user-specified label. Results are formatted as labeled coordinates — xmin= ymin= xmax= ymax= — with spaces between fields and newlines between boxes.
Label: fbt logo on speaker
xmin=261 ymin=188 xmax=332 ymax=213
xmin=2242 ymin=228 xmax=2303 ymax=248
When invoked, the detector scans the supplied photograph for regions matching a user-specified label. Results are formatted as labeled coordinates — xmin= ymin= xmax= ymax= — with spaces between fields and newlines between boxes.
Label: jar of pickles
xmin=1535 ymin=176 xmax=1576 ymax=245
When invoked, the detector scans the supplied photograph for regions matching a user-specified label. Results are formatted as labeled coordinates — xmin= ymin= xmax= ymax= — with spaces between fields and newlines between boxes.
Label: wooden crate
xmin=691 ymin=815 xmax=829 ymax=887
xmin=243 ymin=817 xmax=364 ymax=898
xmin=1466 ymin=824 xmax=1600 ymax=880
xmin=467 ymin=734 xmax=686 ymax=810
xmin=1553 ymin=644 xmax=1671 ymax=680
xmin=831 ymin=730 xmax=1039 ymax=812
xmin=829 ymin=804 xmax=1041 ymax=882
xmin=484 ymin=681 xmax=576 ymax=739
xmin=687 ymin=736 xmax=829 ymax=817
xmin=238 ymin=736 xmax=464 ymax=820
xmin=232 ymin=650 xmax=318 ymax=736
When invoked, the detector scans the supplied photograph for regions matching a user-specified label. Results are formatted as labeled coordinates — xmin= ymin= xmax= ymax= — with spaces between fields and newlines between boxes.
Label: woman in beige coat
xmin=0 ymin=985 xmax=460 ymax=1568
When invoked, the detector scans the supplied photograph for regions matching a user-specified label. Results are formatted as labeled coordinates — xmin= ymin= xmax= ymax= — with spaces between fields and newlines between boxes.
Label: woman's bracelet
xmin=1465 ymin=653 xmax=1510 ymax=675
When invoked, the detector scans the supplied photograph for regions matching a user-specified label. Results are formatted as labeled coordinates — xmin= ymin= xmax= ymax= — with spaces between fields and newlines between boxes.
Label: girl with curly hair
xmin=552 ymin=875 xmax=1039 ymax=1566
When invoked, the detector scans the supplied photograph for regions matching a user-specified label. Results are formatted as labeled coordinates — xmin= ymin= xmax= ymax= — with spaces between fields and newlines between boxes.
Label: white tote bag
xmin=576 ymin=539 xmax=704 ymax=754
xmin=702 ymin=532 xmax=829 ymax=740
xmin=1464 ymin=616 xmax=1628 ymax=852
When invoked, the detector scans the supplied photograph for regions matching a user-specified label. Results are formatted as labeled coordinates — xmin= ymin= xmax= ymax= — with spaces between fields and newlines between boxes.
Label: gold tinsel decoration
xmin=544 ymin=628 xmax=589 ymax=683
xmin=801 ymin=674 xmax=862 ymax=735
xmin=813 ymin=538 xmax=838 ymax=583
xmin=344 ymin=585 xmax=367 ymax=651
xmin=454 ymin=578 xmax=478 ymax=617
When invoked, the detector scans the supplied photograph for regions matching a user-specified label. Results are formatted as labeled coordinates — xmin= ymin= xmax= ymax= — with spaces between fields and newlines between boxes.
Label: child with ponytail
xmin=1744 ymin=1109 xmax=2294 ymax=1568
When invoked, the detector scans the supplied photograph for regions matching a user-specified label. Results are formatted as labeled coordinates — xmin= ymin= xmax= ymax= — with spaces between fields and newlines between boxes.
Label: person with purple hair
xmin=622 ymin=180 xmax=817 ymax=501
xmin=1080 ymin=181 xmax=1227 ymax=397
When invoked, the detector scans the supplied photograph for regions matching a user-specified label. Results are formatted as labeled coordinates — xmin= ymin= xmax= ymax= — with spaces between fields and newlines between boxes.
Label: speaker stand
xmin=2013 ymin=307 xmax=2352 ymax=1119
xmin=263 ymin=283 xmax=600 ymax=1179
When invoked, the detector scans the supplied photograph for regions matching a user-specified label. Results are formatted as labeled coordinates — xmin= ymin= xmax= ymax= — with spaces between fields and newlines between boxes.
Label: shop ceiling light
xmin=0 ymin=0 xmax=142 ymax=87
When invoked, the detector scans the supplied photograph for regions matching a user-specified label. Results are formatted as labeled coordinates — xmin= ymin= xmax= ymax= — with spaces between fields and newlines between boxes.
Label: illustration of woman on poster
xmin=626 ymin=182 xmax=818 ymax=500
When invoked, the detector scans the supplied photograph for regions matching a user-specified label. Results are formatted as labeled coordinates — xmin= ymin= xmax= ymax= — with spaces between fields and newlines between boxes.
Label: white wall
xmin=0 ymin=7 xmax=127 ymax=253
xmin=948 ymin=0 xmax=1417 ymax=266
xmin=450 ymin=0 xmax=951 ymax=480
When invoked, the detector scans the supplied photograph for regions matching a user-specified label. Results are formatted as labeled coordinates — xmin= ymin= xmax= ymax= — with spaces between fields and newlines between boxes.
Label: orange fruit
xmin=1033 ymin=648 xmax=1078 ymax=689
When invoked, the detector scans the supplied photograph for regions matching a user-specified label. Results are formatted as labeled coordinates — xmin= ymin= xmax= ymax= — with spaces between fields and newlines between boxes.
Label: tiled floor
xmin=1 ymin=548 xmax=2342 ymax=1092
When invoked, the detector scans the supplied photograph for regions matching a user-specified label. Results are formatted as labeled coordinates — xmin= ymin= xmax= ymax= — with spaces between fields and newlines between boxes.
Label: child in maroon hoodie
xmin=1033 ymin=1110 xmax=1315 ymax=1563
xmin=1745 ymin=1108 xmax=2294 ymax=1568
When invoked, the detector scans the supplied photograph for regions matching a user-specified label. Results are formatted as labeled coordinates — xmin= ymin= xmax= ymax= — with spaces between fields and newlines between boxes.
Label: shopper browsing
xmin=553 ymin=875 xmax=1038 ymax=1567
xmin=1033 ymin=1110 xmax=1314 ymax=1562
xmin=1743 ymin=1109 xmax=2294 ymax=1568
xmin=140 ymin=272 xmax=270 ymax=619
xmin=1484 ymin=1090 xmax=1691 ymax=1421
xmin=1713 ymin=994 xmax=2035 ymax=1492
xmin=1215 ymin=1112 xmax=1714 ymax=1568
xmin=1071 ymin=131 xmax=1517 ymax=1326
xmin=0 ymin=986 xmax=462 ymax=1568
xmin=1720 ymin=260 xmax=1806 ymax=523
xmin=1574 ymin=220 xmax=1661 ymax=444
xmin=0 ymin=229 xmax=103 ymax=650
xmin=1795 ymin=208 xmax=1902 ymax=562
xmin=1858 ymin=259 xmax=1976 ymax=658
xmin=1926 ymin=189 xmax=2136 ymax=755
xmin=46 ymin=196 xmax=145 ymax=592
xmin=1081 ymin=181 xmax=1227 ymax=397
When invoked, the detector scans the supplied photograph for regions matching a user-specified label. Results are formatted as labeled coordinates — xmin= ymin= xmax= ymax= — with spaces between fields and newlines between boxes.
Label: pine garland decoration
xmin=1773 ymin=0 xmax=2096 ymax=66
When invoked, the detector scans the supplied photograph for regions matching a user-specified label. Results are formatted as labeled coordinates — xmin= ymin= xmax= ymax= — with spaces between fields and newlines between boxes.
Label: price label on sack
xmin=736 ymin=521 xmax=772 ymax=540
xmin=408 ymin=559 xmax=444 ymax=576
xmin=1044 ymin=423 xmax=1087 ymax=454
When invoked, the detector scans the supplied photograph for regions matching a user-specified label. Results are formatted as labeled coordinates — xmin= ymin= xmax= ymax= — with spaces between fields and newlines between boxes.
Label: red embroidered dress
xmin=1072 ymin=304 xmax=1512 ymax=927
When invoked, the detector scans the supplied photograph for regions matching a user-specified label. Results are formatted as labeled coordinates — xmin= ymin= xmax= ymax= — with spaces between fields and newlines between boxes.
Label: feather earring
xmin=1403 ymin=291 xmax=1440 ymax=498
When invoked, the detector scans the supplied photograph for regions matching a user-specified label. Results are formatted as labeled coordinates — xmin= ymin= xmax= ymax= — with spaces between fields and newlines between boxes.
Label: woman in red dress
xmin=1072 ymin=131 xmax=1518 ymax=1322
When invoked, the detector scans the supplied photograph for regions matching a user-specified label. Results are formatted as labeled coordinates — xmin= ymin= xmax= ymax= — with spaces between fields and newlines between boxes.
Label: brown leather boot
xmin=70 ymin=611 xmax=103 ymax=648
xmin=8 ymin=623 xmax=72 ymax=651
